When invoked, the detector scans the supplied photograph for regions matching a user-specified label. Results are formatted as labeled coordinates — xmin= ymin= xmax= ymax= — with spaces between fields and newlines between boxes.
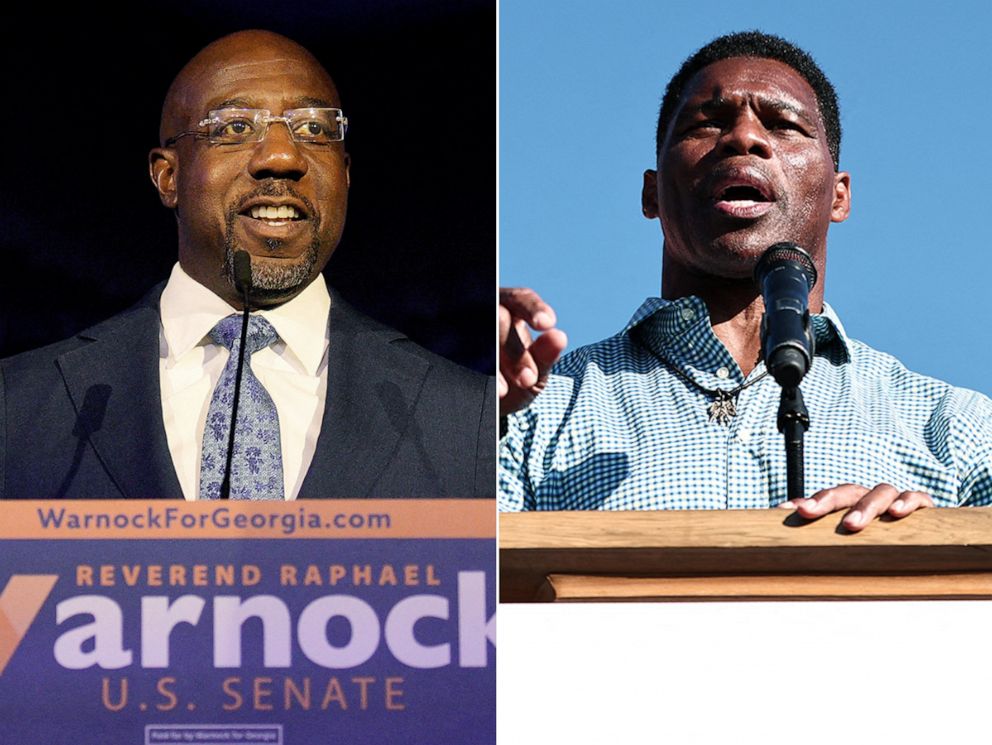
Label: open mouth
xmin=710 ymin=176 xmax=775 ymax=219
xmin=717 ymin=185 xmax=769 ymax=204
xmin=240 ymin=203 xmax=308 ymax=227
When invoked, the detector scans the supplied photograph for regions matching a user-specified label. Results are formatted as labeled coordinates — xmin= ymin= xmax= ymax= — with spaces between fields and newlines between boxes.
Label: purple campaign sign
xmin=0 ymin=502 xmax=495 ymax=744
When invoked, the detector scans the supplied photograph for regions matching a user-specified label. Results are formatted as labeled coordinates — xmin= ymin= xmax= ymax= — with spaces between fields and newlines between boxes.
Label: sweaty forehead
xmin=160 ymin=38 xmax=339 ymax=142
xmin=677 ymin=57 xmax=820 ymax=120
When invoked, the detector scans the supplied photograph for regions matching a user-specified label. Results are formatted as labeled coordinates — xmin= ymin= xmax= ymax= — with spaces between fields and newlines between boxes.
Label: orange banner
xmin=0 ymin=500 xmax=495 ymax=540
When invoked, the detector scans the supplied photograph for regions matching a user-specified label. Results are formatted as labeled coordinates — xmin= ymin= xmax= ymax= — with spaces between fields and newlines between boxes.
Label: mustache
xmin=228 ymin=181 xmax=319 ymax=220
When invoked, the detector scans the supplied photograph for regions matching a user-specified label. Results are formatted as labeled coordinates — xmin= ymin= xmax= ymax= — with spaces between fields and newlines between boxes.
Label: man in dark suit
xmin=0 ymin=30 xmax=495 ymax=500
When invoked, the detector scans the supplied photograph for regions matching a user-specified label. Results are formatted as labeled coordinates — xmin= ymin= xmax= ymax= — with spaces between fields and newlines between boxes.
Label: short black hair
xmin=655 ymin=31 xmax=841 ymax=170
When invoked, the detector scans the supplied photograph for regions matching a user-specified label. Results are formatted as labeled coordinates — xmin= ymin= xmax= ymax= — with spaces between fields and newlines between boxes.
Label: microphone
xmin=234 ymin=250 xmax=253 ymax=298
xmin=754 ymin=243 xmax=817 ymax=388
xmin=220 ymin=251 xmax=254 ymax=500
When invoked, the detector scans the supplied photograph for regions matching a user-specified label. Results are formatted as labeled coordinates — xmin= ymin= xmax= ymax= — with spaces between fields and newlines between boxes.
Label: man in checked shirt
xmin=498 ymin=31 xmax=992 ymax=524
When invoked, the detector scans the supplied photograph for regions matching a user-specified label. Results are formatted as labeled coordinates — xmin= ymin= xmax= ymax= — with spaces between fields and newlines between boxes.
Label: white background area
xmin=498 ymin=601 xmax=990 ymax=744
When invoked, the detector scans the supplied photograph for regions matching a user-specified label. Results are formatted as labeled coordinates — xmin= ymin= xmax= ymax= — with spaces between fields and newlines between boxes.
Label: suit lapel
xmin=56 ymin=293 xmax=183 ymax=500
xmin=298 ymin=292 xmax=430 ymax=498
xmin=51 ymin=284 xmax=429 ymax=500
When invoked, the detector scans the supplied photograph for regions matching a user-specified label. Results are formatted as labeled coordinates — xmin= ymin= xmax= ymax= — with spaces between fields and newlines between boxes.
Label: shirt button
xmin=681 ymin=307 xmax=696 ymax=322
xmin=716 ymin=366 xmax=730 ymax=379
xmin=518 ymin=420 xmax=529 ymax=430
xmin=737 ymin=427 xmax=751 ymax=444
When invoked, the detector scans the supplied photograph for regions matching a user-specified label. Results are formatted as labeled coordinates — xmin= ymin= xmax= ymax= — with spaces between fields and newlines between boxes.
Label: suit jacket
xmin=0 ymin=284 xmax=496 ymax=499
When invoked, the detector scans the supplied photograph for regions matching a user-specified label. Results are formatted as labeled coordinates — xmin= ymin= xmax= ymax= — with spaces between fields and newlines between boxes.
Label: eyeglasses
xmin=164 ymin=108 xmax=348 ymax=148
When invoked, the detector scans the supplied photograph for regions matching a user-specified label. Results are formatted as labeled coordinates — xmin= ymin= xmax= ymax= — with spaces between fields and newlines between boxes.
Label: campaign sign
xmin=0 ymin=500 xmax=495 ymax=744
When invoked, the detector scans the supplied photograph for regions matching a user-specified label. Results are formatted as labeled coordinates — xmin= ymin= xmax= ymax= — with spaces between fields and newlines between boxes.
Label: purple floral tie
xmin=199 ymin=314 xmax=284 ymax=500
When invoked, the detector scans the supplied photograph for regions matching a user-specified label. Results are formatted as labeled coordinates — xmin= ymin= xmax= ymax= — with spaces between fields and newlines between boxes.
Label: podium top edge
xmin=498 ymin=507 xmax=992 ymax=550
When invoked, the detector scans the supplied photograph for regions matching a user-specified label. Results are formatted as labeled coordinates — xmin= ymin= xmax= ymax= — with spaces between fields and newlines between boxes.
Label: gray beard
xmin=223 ymin=218 xmax=322 ymax=303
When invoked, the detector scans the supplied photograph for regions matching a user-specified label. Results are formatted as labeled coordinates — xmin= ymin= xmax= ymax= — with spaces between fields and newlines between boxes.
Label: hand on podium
xmin=780 ymin=483 xmax=935 ymax=532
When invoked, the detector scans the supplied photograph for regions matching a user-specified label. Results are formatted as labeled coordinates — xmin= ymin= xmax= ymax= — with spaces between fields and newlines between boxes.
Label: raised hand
xmin=498 ymin=288 xmax=568 ymax=417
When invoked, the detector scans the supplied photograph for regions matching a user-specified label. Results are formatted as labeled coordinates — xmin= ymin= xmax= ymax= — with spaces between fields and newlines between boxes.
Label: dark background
xmin=0 ymin=1 xmax=494 ymax=374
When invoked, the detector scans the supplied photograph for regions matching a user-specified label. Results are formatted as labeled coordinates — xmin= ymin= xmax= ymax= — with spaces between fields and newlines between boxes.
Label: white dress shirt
xmin=158 ymin=263 xmax=329 ymax=500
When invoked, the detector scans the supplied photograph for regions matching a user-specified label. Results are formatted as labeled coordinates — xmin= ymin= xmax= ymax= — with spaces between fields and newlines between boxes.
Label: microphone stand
xmin=754 ymin=243 xmax=818 ymax=504
xmin=220 ymin=252 xmax=253 ymax=500
xmin=777 ymin=386 xmax=809 ymax=502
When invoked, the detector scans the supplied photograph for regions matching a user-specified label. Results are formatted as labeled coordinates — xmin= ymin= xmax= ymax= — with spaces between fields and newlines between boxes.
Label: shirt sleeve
xmin=498 ymin=409 xmax=537 ymax=511
xmin=937 ymin=387 xmax=992 ymax=506
xmin=959 ymin=453 xmax=992 ymax=506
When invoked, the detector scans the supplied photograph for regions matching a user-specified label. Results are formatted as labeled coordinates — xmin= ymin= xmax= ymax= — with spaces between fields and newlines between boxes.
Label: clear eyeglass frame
xmin=164 ymin=107 xmax=348 ymax=147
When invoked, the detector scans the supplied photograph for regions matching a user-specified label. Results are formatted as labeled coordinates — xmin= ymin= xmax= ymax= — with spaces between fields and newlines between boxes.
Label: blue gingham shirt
xmin=498 ymin=297 xmax=992 ymax=511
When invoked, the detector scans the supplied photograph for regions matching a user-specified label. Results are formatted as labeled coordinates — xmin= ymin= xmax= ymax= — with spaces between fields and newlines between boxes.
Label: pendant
xmin=707 ymin=392 xmax=737 ymax=425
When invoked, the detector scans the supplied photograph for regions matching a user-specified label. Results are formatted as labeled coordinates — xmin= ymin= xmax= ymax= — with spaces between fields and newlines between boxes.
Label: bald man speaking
xmin=0 ymin=31 xmax=495 ymax=500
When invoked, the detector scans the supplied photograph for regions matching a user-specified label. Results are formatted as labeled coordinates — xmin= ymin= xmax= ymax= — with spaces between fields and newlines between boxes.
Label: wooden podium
xmin=500 ymin=508 xmax=992 ymax=602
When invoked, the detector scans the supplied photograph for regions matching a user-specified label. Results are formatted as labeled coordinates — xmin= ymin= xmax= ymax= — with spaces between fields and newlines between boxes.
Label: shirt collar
xmin=624 ymin=295 xmax=852 ymax=361
xmin=159 ymin=262 xmax=330 ymax=374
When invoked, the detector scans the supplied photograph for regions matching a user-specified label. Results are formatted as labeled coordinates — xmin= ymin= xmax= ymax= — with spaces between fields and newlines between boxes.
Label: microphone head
xmin=233 ymin=251 xmax=253 ymax=294
xmin=754 ymin=242 xmax=817 ymax=291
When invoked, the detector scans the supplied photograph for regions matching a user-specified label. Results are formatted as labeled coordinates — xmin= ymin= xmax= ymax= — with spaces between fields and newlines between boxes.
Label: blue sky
xmin=500 ymin=0 xmax=992 ymax=396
